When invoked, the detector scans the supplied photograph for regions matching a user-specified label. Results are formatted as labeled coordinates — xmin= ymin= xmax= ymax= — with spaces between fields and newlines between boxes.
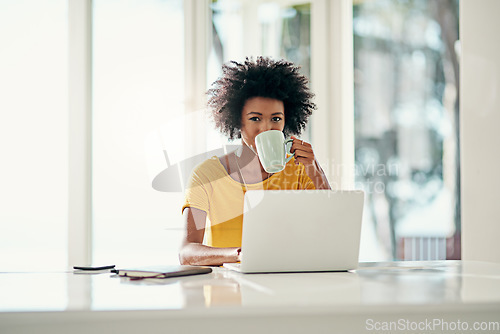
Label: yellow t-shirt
xmin=182 ymin=156 xmax=315 ymax=248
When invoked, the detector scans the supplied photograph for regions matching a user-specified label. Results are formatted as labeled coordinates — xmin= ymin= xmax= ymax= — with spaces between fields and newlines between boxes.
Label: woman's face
xmin=240 ymin=97 xmax=285 ymax=148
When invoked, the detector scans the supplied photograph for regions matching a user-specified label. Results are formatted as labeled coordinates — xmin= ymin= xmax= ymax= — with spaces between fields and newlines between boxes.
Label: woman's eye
xmin=249 ymin=117 xmax=260 ymax=121
xmin=272 ymin=117 xmax=282 ymax=122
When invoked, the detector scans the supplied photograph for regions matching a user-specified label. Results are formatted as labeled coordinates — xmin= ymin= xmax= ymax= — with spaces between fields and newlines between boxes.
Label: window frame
xmin=68 ymin=0 xmax=92 ymax=267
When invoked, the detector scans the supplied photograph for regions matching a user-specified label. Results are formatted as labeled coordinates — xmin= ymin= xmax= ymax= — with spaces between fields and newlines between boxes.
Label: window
xmin=208 ymin=0 xmax=313 ymax=144
xmin=4 ymin=0 xmax=458 ymax=268
xmin=0 ymin=0 xmax=68 ymax=271
xmin=353 ymin=0 xmax=460 ymax=261
xmin=92 ymin=0 xmax=184 ymax=266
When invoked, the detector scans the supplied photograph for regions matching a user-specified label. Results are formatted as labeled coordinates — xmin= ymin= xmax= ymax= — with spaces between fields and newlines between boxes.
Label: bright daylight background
xmin=0 ymin=0 xmax=460 ymax=272
xmin=0 ymin=0 xmax=68 ymax=271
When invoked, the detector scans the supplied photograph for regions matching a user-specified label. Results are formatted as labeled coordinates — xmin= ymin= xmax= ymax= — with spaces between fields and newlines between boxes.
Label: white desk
xmin=1 ymin=261 xmax=500 ymax=334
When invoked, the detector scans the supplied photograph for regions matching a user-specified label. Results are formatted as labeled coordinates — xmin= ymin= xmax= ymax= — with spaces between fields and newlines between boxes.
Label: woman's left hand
xmin=290 ymin=135 xmax=316 ymax=168
xmin=290 ymin=136 xmax=331 ymax=189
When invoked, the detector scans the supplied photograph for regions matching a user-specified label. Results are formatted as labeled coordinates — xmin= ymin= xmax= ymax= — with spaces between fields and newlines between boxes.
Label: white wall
xmin=461 ymin=0 xmax=500 ymax=264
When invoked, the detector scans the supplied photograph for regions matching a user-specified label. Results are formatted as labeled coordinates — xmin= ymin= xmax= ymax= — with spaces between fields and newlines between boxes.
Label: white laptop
xmin=223 ymin=190 xmax=364 ymax=273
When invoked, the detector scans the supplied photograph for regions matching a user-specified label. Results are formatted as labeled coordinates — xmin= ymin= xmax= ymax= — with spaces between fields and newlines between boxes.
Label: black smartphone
xmin=73 ymin=265 xmax=116 ymax=271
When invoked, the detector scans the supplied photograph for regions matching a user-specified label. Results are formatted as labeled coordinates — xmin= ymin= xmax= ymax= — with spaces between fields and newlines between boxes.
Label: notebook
xmin=113 ymin=265 xmax=212 ymax=279
xmin=223 ymin=190 xmax=364 ymax=273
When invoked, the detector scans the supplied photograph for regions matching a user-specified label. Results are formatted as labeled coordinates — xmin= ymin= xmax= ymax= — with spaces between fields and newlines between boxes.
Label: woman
xmin=179 ymin=57 xmax=330 ymax=266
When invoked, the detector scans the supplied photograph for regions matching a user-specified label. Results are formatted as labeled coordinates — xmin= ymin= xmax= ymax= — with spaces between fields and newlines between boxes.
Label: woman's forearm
xmin=179 ymin=243 xmax=240 ymax=266
xmin=306 ymin=159 xmax=331 ymax=190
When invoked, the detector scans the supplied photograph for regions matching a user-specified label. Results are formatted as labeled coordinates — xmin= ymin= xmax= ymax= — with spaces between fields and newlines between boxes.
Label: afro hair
xmin=207 ymin=56 xmax=316 ymax=140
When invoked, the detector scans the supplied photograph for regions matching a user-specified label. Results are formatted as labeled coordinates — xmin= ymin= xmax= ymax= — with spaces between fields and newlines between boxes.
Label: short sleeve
xmin=182 ymin=168 xmax=210 ymax=214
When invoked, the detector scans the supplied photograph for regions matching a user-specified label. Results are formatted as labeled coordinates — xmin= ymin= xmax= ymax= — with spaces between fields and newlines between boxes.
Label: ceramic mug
xmin=255 ymin=130 xmax=294 ymax=173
